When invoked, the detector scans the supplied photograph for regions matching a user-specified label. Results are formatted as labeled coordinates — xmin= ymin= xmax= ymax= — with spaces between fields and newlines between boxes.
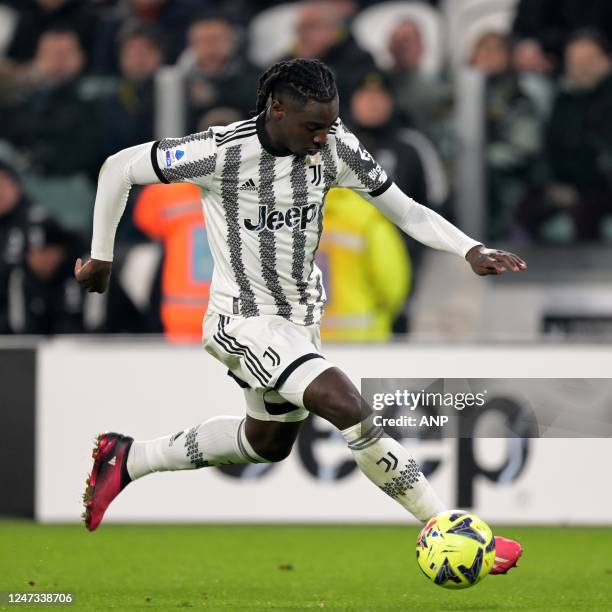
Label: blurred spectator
xmin=385 ymin=19 xmax=453 ymax=161
xmin=512 ymin=0 xmax=612 ymax=74
xmin=99 ymin=23 xmax=163 ymax=157
xmin=92 ymin=24 xmax=164 ymax=248
xmin=0 ymin=28 xmax=104 ymax=180
xmin=512 ymin=38 xmax=555 ymax=76
xmin=349 ymin=73 xmax=427 ymax=205
xmin=290 ymin=1 xmax=376 ymax=114
xmin=471 ymin=32 xmax=511 ymax=74
xmin=0 ymin=161 xmax=29 ymax=270
xmin=0 ymin=215 xmax=85 ymax=334
xmin=348 ymin=72 xmax=432 ymax=333
xmin=133 ymin=183 xmax=211 ymax=342
xmin=470 ymin=31 xmax=548 ymax=241
xmin=3 ymin=0 xmax=99 ymax=70
xmin=325 ymin=0 xmax=359 ymax=22
xmin=516 ymin=30 xmax=612 ymax=242
xmin=183 ymin=15 xmax=258 ymax=131
xmin=91 ymin=0 xmax=204 ymax=74
xmin=317 ymin=188 xmax=411 ymax=341
xmin=0 ymin=161 xmax=30 ymax=332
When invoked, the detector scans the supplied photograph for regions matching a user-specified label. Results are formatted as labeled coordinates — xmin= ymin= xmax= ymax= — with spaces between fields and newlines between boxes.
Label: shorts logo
xmin=244 ymin=204 xmax=317 ymax=232
xmin=263 ymin=347 xmax=281 ymax=367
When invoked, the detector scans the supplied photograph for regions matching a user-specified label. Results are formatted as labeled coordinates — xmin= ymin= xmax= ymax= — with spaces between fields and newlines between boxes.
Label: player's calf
xmin=83 ymin=416 xmax=293 ymax=530
xmin=301 ymin=368 xmax=445 ymax=522
xmin=244 ymin=416 xmax=301 ymax=462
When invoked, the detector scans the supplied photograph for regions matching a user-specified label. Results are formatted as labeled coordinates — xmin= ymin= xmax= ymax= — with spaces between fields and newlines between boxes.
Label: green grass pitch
xmin=1 ymin=523 xmax=611 ymax=611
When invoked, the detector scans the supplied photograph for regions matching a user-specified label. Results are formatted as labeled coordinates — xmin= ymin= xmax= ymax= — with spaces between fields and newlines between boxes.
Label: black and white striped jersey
xmin=150 ymin=113 xmax=391 ymax=326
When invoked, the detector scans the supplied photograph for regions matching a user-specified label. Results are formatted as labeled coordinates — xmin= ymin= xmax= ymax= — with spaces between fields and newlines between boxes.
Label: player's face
xmin=275 ymin=96 xmax=339 ymax=157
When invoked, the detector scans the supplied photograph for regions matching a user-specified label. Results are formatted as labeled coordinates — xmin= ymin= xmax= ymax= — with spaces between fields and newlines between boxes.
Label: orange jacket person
xmin=133 ymin=183 xmax=212 ymax=341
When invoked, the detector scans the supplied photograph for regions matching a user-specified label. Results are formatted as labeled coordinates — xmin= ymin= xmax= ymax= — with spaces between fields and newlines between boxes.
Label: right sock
xmin=341 ymin=421 xmax=446 ymax=522
xmin=126 ymin=416 xmax=267 ymax=480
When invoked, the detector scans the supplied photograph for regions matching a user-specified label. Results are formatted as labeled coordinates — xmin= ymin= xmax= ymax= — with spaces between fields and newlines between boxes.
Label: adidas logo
xmin=239 ymin=178 xmax=257 ymax=191
xmin=108 ymin=456 xmax=116 ymax=466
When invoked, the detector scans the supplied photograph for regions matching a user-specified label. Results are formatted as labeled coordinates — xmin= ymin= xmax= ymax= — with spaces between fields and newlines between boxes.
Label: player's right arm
xmin=75 ymin=143 xmax=158 ymax=292
xmin=75 ymin=132 xmax=217 ymax=293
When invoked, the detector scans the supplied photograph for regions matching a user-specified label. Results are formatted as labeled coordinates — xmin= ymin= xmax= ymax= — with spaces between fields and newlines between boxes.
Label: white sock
xmin=342 ymin=421 xmax=446 ymax=522
xmin=126 ymin=416 xmax=267 ymax=480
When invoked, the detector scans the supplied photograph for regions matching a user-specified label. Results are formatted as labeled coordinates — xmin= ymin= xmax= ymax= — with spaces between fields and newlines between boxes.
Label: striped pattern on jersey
xmin=215 ymin=118 xmax=257 ymax=147
xmin=335 ymin=138 xmax=382 ymax=193
xmin=306 ymin=145 xmax=338 ymax=324
xmin=289 ymin=157 xmax=310 ymax=308
xmin=154 ymin=130 xmax=217 ymax=184
xmin=258 ymin=150 xmax=293 ymax=318
xmin=221 ymin=144 xmax=260 ymax=317
xmin=152 ymin=114 xmax=391 ymax=326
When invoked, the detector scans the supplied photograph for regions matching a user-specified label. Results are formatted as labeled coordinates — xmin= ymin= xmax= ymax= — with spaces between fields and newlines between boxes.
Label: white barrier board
xmin=37 ymin=339 xmax=612 ymax=523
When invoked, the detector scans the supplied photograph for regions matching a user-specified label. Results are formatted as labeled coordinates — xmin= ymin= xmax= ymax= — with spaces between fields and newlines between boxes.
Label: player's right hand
xmin=74 ymin=257 xmax=112 ymax=293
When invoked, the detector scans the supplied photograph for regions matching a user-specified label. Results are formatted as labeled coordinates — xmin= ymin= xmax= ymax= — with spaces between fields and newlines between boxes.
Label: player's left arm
xmin=334 ymin=121 xmax=527 ymax=276
xmin=366 ymin=183 xmax=527 ymax=276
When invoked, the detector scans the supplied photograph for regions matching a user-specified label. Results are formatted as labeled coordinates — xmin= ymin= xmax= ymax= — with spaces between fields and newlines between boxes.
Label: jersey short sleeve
xmin=151 ymin=129 xmax=217 ymax=184
xmin=333 ymin=120 xmax=392 ymax=197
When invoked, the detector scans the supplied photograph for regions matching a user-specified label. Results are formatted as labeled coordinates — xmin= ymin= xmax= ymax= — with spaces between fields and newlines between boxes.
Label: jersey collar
xmin=256 ymin=112 xmax=293 ymax=157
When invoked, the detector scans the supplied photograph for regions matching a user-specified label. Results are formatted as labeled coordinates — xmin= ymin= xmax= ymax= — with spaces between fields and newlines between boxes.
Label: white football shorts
xmin=202 ymin=312 xmax=334 ymax=422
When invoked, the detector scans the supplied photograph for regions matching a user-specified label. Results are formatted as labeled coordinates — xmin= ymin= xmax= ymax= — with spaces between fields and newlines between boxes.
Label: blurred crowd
xmin=1 ymin=0 xmax=612 ymax=338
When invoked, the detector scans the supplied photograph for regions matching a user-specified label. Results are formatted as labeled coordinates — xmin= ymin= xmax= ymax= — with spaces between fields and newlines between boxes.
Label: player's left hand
xmin=465 ymin=245 xmax=527 ymax=276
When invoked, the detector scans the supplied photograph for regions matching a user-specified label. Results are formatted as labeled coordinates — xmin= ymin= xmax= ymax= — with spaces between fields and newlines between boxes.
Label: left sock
xmin=126 ymin=416 xmax=266 ymax=480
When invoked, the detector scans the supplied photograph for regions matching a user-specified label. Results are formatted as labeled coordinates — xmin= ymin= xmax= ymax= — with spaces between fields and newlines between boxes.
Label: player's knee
xmin=246 ymin=432 xmax=294 ymax=463
xmin=252 ymin=440 xmax=294 ymax=463
xmin=259 ymin=443 xmax=293 ymax=463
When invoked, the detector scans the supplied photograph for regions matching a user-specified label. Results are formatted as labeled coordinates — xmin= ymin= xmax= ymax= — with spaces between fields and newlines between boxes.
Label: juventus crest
xmin=308 ymin=163 xmax=322 ymax=186
xmin=305 ymin=152 xmax=322 ymax=186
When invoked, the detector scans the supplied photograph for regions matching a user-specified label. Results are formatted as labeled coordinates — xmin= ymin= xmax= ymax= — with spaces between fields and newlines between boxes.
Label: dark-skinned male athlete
xmin=76 ymin=58 xmax=524 ymax=574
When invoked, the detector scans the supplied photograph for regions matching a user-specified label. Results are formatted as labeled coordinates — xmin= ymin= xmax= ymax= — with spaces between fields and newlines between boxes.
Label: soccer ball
xmin=415 ymin=510 xmax=496 ymax=589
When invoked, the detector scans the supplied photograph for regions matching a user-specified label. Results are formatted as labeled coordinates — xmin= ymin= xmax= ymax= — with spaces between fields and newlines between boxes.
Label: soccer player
xmin=77 ymin=59 xmax=523 ymax=574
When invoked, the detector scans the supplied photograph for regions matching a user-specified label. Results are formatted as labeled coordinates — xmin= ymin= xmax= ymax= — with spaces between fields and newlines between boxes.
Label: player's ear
xmin=269 ymin=96 xmax=285 ymax=121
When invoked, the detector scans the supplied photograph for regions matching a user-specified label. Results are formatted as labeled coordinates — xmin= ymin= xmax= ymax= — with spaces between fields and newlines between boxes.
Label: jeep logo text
xmin=244 ymin=204 xmax=317 ymax=232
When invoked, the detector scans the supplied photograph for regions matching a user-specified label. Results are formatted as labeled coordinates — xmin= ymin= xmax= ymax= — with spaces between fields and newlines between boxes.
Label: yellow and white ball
xmin=416 ymin=510 xmax=496 ymax=589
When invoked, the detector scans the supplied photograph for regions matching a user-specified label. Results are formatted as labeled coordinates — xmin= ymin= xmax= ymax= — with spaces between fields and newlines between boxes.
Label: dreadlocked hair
xmin=255 ymin=58 xmax=337 ymax=114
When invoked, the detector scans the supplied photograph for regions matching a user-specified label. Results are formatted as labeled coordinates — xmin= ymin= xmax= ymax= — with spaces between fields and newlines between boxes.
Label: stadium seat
xmin=248 ymin=2 xmax=302 ymax=68
xmin=0 ymin=4 xmax=16 ymax=57
xmin=442 ymin=0 xmax=518 ymax=67
xmin=351 ymin=1 xmax=443 ymax=74
xmin=397 ymin=128 xmax=449 ymax=207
